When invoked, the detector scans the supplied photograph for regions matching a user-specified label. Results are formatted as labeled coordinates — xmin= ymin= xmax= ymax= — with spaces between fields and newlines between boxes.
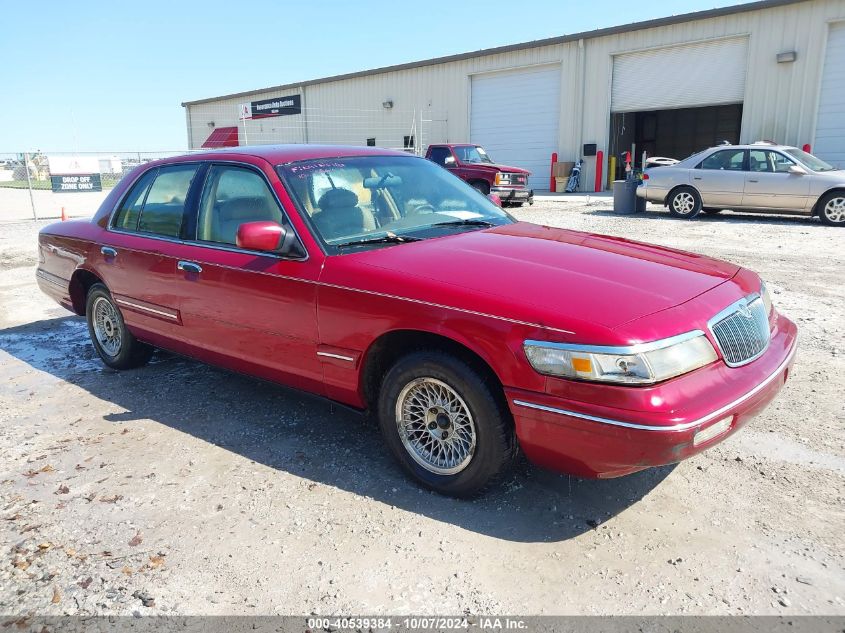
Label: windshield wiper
xmin=335 ymin=232 xmax=422 ymax=249
xmin=431 ymin=218 xmax=496 ymax=228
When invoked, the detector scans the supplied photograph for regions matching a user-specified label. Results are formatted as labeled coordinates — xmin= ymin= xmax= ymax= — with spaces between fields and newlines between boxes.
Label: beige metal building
xmin=182 ymin=0 xmax=845 ymax=190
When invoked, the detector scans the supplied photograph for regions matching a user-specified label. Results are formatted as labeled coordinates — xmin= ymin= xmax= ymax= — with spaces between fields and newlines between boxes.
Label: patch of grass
xmin=0 ymin=178 xmax=119 ymax=191
xmin=0 ymin=180 xmax=52 ymax=190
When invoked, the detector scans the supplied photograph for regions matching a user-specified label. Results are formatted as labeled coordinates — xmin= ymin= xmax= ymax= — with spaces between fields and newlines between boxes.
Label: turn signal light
xmin=693 ymin=416 xmax=733 ymax=446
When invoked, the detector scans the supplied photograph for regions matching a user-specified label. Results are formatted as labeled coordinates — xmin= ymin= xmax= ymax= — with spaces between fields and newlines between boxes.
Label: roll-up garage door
xmin=470 ymin=65 xmax=560 ymax=190
xmin=814 ymin=22 xmax=845 ymax=168
xmin=611 ymin=38 xmax=748 ymax=112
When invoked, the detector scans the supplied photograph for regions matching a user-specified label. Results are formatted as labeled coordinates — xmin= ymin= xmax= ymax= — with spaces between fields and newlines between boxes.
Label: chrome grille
xmin=710 ymin=296 xmax=771 ymax=366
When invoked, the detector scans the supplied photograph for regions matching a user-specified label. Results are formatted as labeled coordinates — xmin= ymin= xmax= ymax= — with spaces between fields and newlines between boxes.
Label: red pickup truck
xmin=426 ymin=144 xmax=533 ymax=207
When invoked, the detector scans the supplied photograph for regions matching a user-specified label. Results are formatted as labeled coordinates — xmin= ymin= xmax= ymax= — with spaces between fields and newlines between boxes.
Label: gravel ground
xmin=0 ymin=201 xmax=843 ymax=617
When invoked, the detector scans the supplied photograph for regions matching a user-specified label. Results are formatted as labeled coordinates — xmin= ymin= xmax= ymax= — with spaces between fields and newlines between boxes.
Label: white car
xmin=637 ymin=143 xmax=845 ymax=226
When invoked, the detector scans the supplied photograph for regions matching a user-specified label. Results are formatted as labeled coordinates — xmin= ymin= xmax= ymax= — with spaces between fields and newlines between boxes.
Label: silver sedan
xmin=637 ymin=143 xmax=845 ymax=226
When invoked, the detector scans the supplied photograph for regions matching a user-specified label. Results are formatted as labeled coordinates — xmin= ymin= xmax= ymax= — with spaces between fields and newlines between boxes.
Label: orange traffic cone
xmin=61 ymin=207 xmax=67 ymax=221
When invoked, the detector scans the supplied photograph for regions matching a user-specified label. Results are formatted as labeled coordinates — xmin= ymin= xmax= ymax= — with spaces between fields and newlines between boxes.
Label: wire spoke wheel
xmin=395 ymin=377 xmax=477 ymax=475
xmin=823 ymin=196 xmax=845 ymax=223
xmin=92 ymin=296 xmax=122 ymax=358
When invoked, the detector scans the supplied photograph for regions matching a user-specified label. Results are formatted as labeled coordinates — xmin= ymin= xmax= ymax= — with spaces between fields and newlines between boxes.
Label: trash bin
xmin=613 ymin=179 xmax=639 ymax=214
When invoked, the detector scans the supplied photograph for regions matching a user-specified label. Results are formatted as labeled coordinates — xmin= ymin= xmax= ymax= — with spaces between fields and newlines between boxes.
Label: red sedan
xmin=36 ymin=145 xmax=798 ymax=496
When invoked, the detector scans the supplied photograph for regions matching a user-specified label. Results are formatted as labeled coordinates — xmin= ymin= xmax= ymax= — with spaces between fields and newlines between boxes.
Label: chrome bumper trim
xmin=316 ymin=351 xmax=355 ymax=362
xmin=513 ymin=340 xmax=796 ymax=432
xmin=35 ymin=269 xmax=68 ymax=288
xmin=115 ymin=298 xmax=179 ymax=320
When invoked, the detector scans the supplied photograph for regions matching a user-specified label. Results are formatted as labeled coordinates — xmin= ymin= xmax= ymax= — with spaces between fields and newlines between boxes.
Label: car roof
xmin=706 ymin=143 xmax=797 ymax=151
xmin=153 ymin=144 xmax=414 ymax=167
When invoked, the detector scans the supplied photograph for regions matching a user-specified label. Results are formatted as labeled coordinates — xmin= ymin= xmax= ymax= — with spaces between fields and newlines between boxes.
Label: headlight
xmin=760 ymin=281 xmax=773 ymax=316
xmin=524 ymin=331 xmax=718 ymax=385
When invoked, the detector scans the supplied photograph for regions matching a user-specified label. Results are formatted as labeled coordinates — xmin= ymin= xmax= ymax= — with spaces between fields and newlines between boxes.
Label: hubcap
xmin=92 ymin=296 xmax=122 ymax=357
xmin=673 ymin=192 xmax=696 ymax=215
xmin=823 ymin=197 xmax=845 ymax=223
xmin=395 ymin=377 xmax=477 ymax=475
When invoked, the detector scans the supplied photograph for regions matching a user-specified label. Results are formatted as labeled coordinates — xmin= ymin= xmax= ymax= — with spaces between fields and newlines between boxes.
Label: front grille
xmin=710 ymin=296 xmax=771 ymax=366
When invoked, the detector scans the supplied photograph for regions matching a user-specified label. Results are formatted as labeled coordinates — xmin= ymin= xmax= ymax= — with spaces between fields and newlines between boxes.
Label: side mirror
xmin=236 ymin=221 xmax=286 ymax=252
xmin=487 ymin=193 xmax=502 ymax=207
xmin=444 ymin=156 xmax=456 ymax=167
xmin=788 ymin=165 xmax=808 ymax=175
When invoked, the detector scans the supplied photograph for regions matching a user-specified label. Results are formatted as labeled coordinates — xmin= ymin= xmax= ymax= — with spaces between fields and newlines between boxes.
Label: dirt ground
xmin=0 ymin=201 xmax=843 ymax=617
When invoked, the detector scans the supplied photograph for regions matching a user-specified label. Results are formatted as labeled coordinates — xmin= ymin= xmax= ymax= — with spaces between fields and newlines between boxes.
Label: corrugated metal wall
xmin=186 ymin=0 xmax=845 ymax=189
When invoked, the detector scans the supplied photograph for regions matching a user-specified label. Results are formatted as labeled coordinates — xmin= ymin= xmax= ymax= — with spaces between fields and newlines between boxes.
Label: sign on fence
xmin=50 ymin=173 xmax=102 ymax=192
xmin=47 ymin=155 xmax=103 ymax=193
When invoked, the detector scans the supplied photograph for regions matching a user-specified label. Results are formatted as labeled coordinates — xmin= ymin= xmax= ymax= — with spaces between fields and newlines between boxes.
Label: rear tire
xmin=376 ymin=351 xmax=516 ymax=497
xmin=86 ymin=284 xmax=153 ymax=369
xmin=668 ymin=187 xmax=702 ymax=219
xmin=818 ymin=191 xmax=845 ymax=226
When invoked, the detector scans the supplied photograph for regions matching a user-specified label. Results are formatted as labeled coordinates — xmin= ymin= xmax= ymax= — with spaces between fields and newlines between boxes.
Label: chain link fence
xmin=0 ymin=103 xmax=450 ymax=223
xmin=185 ymin=104 xmax=446 ymax=154
xmin=0 ymin=151 xmax=188 ymax=222
xmin=1 ymin=107 xmax=449 ymax=223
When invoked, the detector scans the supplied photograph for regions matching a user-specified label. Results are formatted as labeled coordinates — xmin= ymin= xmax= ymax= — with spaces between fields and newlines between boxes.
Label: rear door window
xmin=112 ymin=168 xmax=157 ymax=231
xmin=137 ymin=164 xmax=199 ymax=238
xmin=699 ymin=149 xmax=746 ymax=171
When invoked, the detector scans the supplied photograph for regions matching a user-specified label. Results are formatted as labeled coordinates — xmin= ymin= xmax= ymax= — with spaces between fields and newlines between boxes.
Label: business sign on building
xmin=47 ymin=156 xmax=102 ymax=193
xmin=249 ymin=94 xmax=301 ymax=118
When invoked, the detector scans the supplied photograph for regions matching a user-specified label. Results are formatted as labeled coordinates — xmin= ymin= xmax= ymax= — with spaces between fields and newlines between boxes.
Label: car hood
xmin=468 ymin=163 xmax=529 ymax=175
xmin=816 ymin=168 xmax=845 ymax=180
xmin=333 ymin=222 xmax=740 ymax=335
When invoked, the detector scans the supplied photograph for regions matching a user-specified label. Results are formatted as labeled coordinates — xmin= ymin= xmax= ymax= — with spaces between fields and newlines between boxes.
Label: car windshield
xmin=453 ymin=145 xmax=494 ymax=164
xmin=783 ymin=148 xmax=837 ymax=172
xmin=278 ymin=155 xmax=512 ymax=250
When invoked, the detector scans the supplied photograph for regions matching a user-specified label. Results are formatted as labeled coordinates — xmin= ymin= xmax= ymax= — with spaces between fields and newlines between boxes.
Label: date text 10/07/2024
xmin=305 ymin=617 xmax=527 ymax=630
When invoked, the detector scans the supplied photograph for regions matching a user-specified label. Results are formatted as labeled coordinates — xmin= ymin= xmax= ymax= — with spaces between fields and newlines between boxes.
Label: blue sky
xmin=0 ymin=0 xmax=755 ymax=152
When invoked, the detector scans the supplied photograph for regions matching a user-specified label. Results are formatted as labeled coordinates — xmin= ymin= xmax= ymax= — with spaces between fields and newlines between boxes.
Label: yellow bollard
xmin=608 ymin=156 xmax=617 ymax=189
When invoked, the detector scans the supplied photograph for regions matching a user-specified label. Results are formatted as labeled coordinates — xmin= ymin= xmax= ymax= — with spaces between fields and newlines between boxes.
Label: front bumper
xmin=492 ymin=186 xmax=534 ymax=205
xmin=506 ymin=314 xmax=798 ymax=478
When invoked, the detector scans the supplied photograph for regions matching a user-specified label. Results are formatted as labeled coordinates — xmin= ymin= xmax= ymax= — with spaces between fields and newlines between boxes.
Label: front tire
xmin=818 ymin=191 xmax=845 ymax=226
xmin=377 ymin=351 xmax=516 ymax=497
xmin=668 ymin=187 xmax=702 ymax=219
xmin=471 ymin=181 xmax=490 ymax=196
xmin=86 ymin=284 xmax=153 ymax=369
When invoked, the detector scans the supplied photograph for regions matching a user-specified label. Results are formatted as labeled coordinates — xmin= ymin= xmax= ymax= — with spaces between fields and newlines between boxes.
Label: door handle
xmin=748 ymin=179 xmax=758 ymax=183
xmin=177 ymin=260 xmax=202 ymax=274
xmin=693 ymin=176 xmax=702 ymax=180
xmin=101 ymin=246 xmax=117 ymax=258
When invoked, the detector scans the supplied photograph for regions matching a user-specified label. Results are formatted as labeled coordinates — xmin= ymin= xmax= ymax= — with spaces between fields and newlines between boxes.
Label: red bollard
xmin=802 ymin=144 xmax=811 ymax=153
xmin=595 ymin=150 xmax=604 ymax=193
xmin=550 ymin=152 xmax=558 ymax=192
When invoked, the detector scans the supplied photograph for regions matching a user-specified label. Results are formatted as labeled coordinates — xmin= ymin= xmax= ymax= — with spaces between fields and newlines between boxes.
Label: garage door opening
xmin=609 ymin=103 xmax=742 ymax=179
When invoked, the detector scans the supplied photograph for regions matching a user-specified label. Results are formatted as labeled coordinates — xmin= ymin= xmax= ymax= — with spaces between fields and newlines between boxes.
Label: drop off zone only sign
xmin=47 ymin=156 xmax=103 ymax=192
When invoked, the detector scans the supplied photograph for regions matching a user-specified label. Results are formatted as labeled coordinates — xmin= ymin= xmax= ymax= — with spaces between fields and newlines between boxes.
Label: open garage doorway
xmin=609 ymin=103 xmax=742 ymax=180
